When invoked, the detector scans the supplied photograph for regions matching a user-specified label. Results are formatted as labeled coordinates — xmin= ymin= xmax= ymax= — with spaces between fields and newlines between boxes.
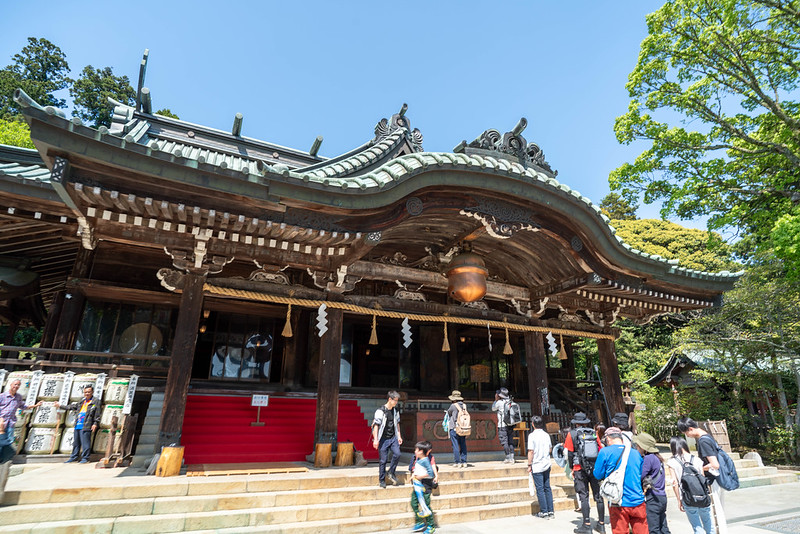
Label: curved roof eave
xmin=15 ymin=91 xmax=742 ymax=291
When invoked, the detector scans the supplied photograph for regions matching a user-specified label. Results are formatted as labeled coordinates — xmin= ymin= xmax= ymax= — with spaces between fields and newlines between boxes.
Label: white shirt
xmin=527 ymin=428 xmax=552 ymax=473
xmin=667 ymin=451 xmax=704 ymax=492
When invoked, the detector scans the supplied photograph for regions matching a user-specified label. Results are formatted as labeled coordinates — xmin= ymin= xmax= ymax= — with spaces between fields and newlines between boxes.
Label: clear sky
xmin=2 ymin=0 xmax=676 ymax=220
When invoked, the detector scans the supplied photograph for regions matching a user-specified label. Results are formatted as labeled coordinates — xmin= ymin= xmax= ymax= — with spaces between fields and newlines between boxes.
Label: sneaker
xmin=379 ymin=481 xmax=386 ymax=488
xmin=78 ymin=459 xmax=89 ymax=464
xmin=574 ymin=524 xmax=592 ymax=534
xmin=460 ymin=462 xmax=467 ymax=468
xmin=594 ymin=522 xmax=606 ymax=533
xmin=535 ymin=512 xmax=549 ymax=518
xmin=452 ymin=463 xmax=459 ymax=468
xmin=64 ymin=459 xmax=76 ymax=463
xmin=547 ymin=512 xmax=555 ymax=520
xmin=412 ymin=522 xmax=426 ymax=532
xmin=387 ymin=473 xmax=398 ymax=486
xmin=423 ymin=527 xmax=436 ymax=534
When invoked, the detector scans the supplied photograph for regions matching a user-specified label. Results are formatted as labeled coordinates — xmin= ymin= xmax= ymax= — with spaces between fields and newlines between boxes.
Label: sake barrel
xmin=3 ymin=371 xmax=33 ymax=397
xmin=64 ymin=409 xmax=77 ymax=428
xmin=24 ymin=427 xmax=60 ymax=455
xmin=37 ymin=374 xmax=65 ymax=401
xmin=103 ymin=378 xmax=130 ymax=404
xmin=92 ymin=429 xmax=110 ymax=453
xmin=12 ymin=424 xmax=26 ymax=451
xmin=30 ymin=402 xmax=65 ymax=428
xmin=59 ymin=427 xmax=75 ymax=454
xmin=100 ymin=405 xmax=124 ymax=429
xmin=69 ymin=374 xmax=97 ymax=401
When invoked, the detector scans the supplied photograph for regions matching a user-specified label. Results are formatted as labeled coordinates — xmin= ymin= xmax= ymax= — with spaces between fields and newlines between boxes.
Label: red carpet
xmin=181 ymin=395 xmax=377 ymax=464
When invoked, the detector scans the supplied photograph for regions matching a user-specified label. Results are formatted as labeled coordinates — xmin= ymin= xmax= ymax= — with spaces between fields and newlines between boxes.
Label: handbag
xmin=599 ymin=441 xmax=631 ymax=505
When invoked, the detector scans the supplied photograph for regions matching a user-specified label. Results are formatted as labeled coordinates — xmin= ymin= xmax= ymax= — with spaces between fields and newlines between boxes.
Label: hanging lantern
xmin=446 ymin=251 xmax=488 ymax=303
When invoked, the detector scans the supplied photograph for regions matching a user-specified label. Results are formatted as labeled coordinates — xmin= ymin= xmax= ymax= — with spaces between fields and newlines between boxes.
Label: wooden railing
xmin=0 ymin=345 xmax=170 ymax=378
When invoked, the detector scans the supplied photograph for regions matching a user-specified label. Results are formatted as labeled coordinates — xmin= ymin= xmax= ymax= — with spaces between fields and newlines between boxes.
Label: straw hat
xmin=448 ymin=390 xmax=464 ymax=402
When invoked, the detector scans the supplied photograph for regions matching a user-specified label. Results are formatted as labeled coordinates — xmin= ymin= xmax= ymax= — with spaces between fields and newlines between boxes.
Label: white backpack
xmin=599 ymin=441 xmax=631 ymax=505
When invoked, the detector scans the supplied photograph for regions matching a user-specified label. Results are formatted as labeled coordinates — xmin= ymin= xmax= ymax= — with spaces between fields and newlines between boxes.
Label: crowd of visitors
xmin=368 ymin=388 xmax=734 ymax=534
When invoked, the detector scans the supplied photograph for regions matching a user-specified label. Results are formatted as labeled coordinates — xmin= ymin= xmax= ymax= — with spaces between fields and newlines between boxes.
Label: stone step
xmin=738 ymin=472 xmax=799 ymax=489
xmin=1 ymin=464 xmax=558 ymax=506
xmin=0 ymin=495 xmax=573 ymax=534
xmin=0 ymin=478 xmax=577 ymax=527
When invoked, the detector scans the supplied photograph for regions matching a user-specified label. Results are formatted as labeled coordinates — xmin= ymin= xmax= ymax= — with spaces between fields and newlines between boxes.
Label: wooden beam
xmin=346 ymin=260 xmax=530 ymax=301
xmin=597 ymin=338 xmax=625 ymax=420
xmin=529 ymin=273 xmax=602 ymax=300
xmin=525 ymin=332 xmax=548 ymax=416
xmin=314 ymin=307 xmax=343 ymax=444
xmin=157 ymin=271 xmax=206 ymax=449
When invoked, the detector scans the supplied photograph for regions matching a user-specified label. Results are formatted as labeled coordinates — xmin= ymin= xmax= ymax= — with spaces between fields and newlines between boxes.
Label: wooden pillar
xmin=447 ymin=325 xmax=459 ymax=391
xmin=157 ymin=272 xmax=206 ymax=449
xmin=524 ymin=332 xmax=548 ymax=416
xmin=280 ymin=307 xmax=304 ymax=389
xmin=40 ymin=291 xmax=65 ymax=348
xmin=52 ymin=247 xmax=94 ymax=350
xmin=420 ymin=325 xmax=447 ymax=393
xmin=564 ymin=341 xmax=576 ymax=379
xmin=314 ymin=307 xmax=343 ymax=444
xmin=3 ymin=322 xmax=18 ymax=359
xmin=597 ymin=338 xmax=625 ymax=419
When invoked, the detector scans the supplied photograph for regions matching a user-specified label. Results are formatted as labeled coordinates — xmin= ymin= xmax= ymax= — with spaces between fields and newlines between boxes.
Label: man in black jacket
xmin=56 ymin=385 xmax=101 ymax=464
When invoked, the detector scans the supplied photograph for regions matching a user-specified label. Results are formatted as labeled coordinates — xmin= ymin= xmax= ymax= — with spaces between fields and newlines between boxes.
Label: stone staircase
xmin=0 ymin=461 xmax=576 ymax=533
xmin=711 ymin=452 xmax=797 ymax=489
xmin=130 ymin=390 xmax=164 ymax=469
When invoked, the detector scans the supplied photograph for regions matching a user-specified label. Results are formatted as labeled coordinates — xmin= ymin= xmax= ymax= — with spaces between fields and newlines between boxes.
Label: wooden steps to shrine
xmin=0 ymin=461 xmax=574 ymax=533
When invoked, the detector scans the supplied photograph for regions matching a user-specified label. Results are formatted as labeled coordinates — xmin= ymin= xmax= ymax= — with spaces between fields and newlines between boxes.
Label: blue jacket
xmin=593 ymin=443 xmax=645 ymax=507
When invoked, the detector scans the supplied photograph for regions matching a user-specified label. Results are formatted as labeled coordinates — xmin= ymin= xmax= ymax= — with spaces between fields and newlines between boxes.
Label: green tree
xmin=612 ymin=218 xmax=739 ymax=272
xmin=70 ymin=66 xmax=136 ymax=128
xmin=155 ymin=108 xmax=179 ymax=120
xmin=611 ymin=0 xmax=800 ymax=264
xmin=600 ymin=192 xmax=638 ymax=220
xmin=0 ymin=118 xmax=34 ymax=148
xmin=0 ymin=37 xmax=71 ymax=119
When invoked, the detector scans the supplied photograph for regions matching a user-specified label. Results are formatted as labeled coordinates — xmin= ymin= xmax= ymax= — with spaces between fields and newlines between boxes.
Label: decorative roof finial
xmin=136 ymin=49 xmax=149 ymax=112
xmin=232 ymin=113 xmax=243 ymax=137
xmin=454 ymin=118 xmax=556 ymax=175
xmin=373 ymin=103 xmax=423 ymax=152
xmin=309 ymin=136 xmax=323 ymax=157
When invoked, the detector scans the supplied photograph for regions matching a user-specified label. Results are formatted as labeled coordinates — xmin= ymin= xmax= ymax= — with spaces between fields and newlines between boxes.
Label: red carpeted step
xmin=181 ymin=396 xmax=376 ymax=464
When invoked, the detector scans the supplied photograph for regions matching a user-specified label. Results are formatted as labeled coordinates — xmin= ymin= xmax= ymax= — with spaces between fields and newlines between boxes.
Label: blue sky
xmin=2 ymin=1 xmax=679 ymax=221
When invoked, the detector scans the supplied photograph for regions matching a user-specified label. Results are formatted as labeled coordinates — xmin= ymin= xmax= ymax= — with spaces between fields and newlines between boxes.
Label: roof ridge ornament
xmin=373 ymin=103 xmax=424 ymax=152
xmin=454 ymin=117 xmax=556 ymax=176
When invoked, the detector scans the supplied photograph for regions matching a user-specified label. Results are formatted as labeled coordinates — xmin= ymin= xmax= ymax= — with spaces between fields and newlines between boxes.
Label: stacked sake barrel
xmin=58 ymin=373 xmax=98 ymax=455
xmin=2 ymin=371 xmax=33 ymax=451
xmin=93 ymin=377 xmax=129 ymax=455
xmin=25 ymin=373 xmax=66 ymax=455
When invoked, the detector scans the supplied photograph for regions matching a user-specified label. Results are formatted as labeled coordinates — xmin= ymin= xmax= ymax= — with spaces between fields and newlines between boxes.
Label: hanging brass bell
xmin=446 ymin=252 xmax=488 ymax=303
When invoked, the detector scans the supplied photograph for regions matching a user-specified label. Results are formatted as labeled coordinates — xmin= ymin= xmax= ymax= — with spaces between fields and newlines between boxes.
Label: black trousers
xmin=573 ymin=468 xmax=605 ymax=524
xmin=645 ymin=493 xmax=670 ymax=534
xmin=498 ymin=425 xmax=515 ymax=455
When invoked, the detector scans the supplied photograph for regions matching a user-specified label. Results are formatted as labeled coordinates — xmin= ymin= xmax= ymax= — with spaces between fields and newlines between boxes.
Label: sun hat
xmin=632 ymin=432 xmax=659 ymax=453
xmin=448 ymin=390 xmax=464 ymax=401
xmin=497 ymin=387 xmax=509 ymax=399
xmin=570 ymin=412 xmax=591 ymax=425
xmin=604 ymin=426 xmax=623 ymax=437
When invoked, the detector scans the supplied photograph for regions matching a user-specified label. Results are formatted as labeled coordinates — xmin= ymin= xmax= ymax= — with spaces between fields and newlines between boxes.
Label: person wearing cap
xmin=491 ymin=387 xmax=516 ymax=464
xmin=594 ymin=427 xmax=647 ymax=534
xmin=446 ymin=390 xmax=468 ymax=468
xmin=527 ymin=415 xmax=555 ymax=519
xmin=565 ymin=412 xmax=606 ymax=533
xmin=612 ymin=412 xmax=634 ymax=442
xmin=633 ymin=432 xmax=671 ymax=534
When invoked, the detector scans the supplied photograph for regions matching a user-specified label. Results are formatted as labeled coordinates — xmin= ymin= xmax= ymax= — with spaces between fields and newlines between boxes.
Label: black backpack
xmin=572 ymin=428 xmax=599 ymax=471
xmin=679 ymin=457 xmax=711 ymax=508
xmin=698 ymin=435 xmax=740 ymax=491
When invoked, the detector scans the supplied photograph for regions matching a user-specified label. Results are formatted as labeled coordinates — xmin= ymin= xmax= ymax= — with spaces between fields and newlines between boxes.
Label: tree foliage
xmin=70 ymin=66 xmax=136 ymax=128
xmin=611 ymin=0 xmax=800 ymax=262
xmin=155 ymin=108 xmax=179 ymax=119
xmin=612 ymin=218 xmax=739 ymax=272
xmin=600 ymin=192 xmax=637 ymax=220
xmin=0 ymin=118 xmax=34 ymax=148
xmin=0 ymin=37 xmax=70 ymax=120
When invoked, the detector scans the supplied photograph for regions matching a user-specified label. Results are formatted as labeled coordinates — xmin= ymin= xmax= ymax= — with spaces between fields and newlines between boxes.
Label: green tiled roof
xmin=13 ymin=89 xmax=742 ymax=285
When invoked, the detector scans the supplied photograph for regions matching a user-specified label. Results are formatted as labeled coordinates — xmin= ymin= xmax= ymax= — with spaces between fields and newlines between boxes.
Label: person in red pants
xmin=593 ymin=427 xmax=648 ymax=534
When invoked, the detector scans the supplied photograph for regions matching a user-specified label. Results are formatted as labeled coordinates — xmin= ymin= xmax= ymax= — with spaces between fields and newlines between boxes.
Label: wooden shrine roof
xmin=3 ymin=89 xmax=743 ymax=329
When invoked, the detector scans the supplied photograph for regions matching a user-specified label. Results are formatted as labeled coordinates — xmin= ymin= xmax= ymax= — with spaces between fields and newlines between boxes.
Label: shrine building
xmin=0 ymin=83 xmax=740 ymax=463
